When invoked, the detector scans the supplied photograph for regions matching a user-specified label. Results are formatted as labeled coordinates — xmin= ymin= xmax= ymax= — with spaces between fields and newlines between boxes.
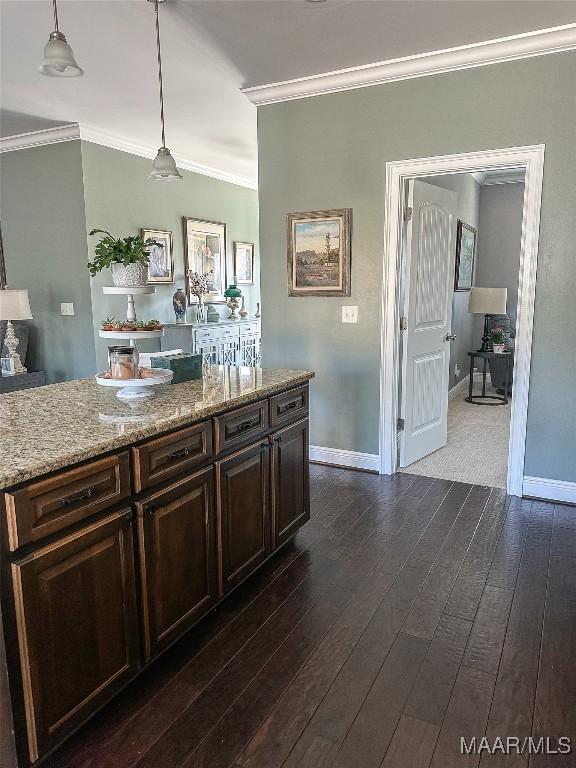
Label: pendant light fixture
xmin=39 ymin=0 xmax=83 ymax=77
xmin=149 ymin=0 xmax=182 ymax=181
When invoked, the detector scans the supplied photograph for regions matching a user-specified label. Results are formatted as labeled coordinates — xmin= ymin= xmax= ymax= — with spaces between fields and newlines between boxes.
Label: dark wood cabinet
xmin=10 ymin=510 xmax=139 ymax=763
xmin=271 ymin=419 xmax=310 ymax=548
xmin=136 ymin=467 xmax=217 ymax=660
xmin=216 ymin=440 xmax=271 ymax=595
xmin=1 ymin=380 xmax=312 ymax=767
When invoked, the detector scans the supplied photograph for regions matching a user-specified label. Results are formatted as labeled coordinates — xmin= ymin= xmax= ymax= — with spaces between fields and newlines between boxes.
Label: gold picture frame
xmin=183 ymin=217 xmax=227 ymax=303
xmin=287 ymin=208 xmax=352 ymax=297
xmin=233 ymin=242 xmax=254 ymax=285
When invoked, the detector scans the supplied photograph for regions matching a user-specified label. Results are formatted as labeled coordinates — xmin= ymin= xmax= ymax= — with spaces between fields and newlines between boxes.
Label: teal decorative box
xmin=150 ymin=353 xmax=203 ymax=383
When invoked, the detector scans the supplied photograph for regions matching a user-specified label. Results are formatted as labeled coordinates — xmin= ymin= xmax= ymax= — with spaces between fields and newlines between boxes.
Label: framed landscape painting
xmin=183 ymin=217 xmax=227 ymax=303
xmin=287 ymin=208 xmax=352 ymax=297
xmin=454 ymin=220 xmax=477 ymax=291
xmin=142 ymin=228 xmax=174 ymax=284
xmin=233 ymin=242 xmax=254 ymax=285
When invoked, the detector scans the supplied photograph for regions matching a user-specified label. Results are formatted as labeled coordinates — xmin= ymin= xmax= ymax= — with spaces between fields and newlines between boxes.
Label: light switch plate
xmin=342 ymin=305 xmax=358 ymax=324
xmin=60 ymin=302 xmax=75 ymax=316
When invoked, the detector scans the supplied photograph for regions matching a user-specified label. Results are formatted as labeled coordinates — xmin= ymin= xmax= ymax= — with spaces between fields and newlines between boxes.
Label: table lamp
xmin=0 ymin=289 xmax=33 ymax=375
xmin=468 ymin=287 xmax=507 ymax=352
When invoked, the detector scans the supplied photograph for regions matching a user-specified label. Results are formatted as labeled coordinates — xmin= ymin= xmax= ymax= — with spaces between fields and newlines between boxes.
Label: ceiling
xmin=2 ymin=1 xmax=576 ymax=186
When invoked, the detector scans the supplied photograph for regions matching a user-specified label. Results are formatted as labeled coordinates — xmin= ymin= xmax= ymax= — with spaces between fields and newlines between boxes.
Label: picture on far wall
xmin=287 ymin=208 xmax=352 ymax=297
xmin=183 ymin=217 xmax=227 ymax=303
xmin=233 ymin=242 xmax=254 ymax=285
xmin=454 ymin=220 xmax=477 ymax=291
xmin=142 ymin=228 xmax=174 ymax=284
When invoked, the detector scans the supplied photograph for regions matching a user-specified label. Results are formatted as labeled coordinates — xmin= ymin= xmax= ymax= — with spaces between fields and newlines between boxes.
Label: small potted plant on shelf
xmin=87 ymin=229 xmax=158 ymax=287
xmin=490 ymin=327 xmax=506 ymax=354
xmin=100 ymin=316 xmax=116 ymax=331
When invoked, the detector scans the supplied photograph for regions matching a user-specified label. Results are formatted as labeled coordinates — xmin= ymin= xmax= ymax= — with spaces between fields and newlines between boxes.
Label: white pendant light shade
xmin=148 ymin=0 xmax=182 ymax=181
xmin=39 ymin=31 xmax=83 ymax=77
xmin=150 ymin=147 xmax=183 ymax=180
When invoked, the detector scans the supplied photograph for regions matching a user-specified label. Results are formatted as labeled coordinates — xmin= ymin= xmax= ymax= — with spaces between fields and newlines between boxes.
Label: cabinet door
xmin=271 ymin=419 xmax=310 ymax=548
xmin=11 ymin=510 xmax=139 ymax=763
xmin=217 ymin=441 xmax=271 ymax=595
xmin=137 ymin=467 xmax=217 ymax=660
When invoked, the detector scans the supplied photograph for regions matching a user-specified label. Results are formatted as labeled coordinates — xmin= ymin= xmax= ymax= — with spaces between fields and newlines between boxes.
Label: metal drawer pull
xmin=278 ymin=400 xmax=300 ymax=414
xmin=230 ymin=417 xmax=259 ymax=435
xmin=61 ymin=487 xmax=95 ymax=506
xmin=169 ymin=447 xmax=192 ymax=460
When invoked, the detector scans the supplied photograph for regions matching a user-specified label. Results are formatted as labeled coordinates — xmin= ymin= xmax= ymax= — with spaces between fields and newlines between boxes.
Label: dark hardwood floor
xmin=44 ymin=466 xmax=576 ymax=768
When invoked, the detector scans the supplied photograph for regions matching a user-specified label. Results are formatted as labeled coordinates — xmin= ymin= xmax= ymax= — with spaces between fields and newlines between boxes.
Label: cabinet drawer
xmin=132 ymin=421 xmax=213 ymax=492
xmin=269 ymin=385 xmax=309 ymax=428
xmin=214 ymin=399 xmax=269 ymax=454
xmin=4 ymin=453 xmax=131 ymax=551
xmin=239 ymin=321 xmax=261 ymax=337
xmin=194 ymin=326 xmax=238 ymax=344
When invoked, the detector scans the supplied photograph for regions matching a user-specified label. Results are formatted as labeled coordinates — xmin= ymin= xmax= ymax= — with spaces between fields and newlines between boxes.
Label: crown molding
xmin=242 ymin=24 xmax=576 ymax=105
xmin=0 ymin=123 xmax=258 ymax=190
xmin=0 ymin=123 xmax=80 ymax=152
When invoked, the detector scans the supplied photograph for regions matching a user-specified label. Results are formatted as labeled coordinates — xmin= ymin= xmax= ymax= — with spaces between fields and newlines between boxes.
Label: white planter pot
xmin=111 ymin=262 xmax=148 ymax=287
xmin=492 ymin=343 xmax=505 ymax=354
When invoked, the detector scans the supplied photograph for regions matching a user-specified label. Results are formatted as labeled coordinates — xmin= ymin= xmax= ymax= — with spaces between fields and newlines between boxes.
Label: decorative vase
xmin=255 ymin=302 xmax=261 ymax=318
xmin=172 ymin=288 xmax=187 ymax=323
xmin=111 ymin=262 xmax=148 ymax=288
xmin=493 ymin=343 xmax=505 ymax=354
xmin=239 ymin=296 xmax=248 ymax=318
xmin=194 ymin=297 xmax=206 ymax=324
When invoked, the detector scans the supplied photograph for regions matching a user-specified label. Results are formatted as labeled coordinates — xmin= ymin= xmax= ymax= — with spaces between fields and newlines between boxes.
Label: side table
xmin=466 ymin=351 xmax=511 ymax=406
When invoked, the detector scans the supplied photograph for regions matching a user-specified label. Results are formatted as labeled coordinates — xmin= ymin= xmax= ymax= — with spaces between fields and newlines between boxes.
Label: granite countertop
xmin=0 ymin=367 xmax=314 ymax=490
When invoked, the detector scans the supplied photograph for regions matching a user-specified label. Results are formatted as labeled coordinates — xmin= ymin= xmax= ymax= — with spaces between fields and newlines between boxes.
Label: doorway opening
xmin=379 ymin=146 xmax=544 ymax=496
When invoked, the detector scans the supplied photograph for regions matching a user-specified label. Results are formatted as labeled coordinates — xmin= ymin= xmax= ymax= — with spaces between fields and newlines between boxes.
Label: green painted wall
xmin=0 ymin=141 xmax=96 ymax=382
xmin=258 ymin=51 xmax=576 ymax=483
xmin=80 ymin=142 xmax=260 ymax=372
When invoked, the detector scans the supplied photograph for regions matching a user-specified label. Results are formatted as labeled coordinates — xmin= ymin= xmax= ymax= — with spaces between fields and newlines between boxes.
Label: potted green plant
xmin=490 ymin=326 xmax=506 ymax=354
xmin=87 ymin=229 xmax=157 ymax=287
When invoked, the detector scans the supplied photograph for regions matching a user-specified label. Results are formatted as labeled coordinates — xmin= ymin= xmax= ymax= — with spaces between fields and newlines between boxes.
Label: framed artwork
xmin=233 ymin=242 xmax=254 ymax=285
xmin=454 ymin=220 xmax=477 ymax=291
xmin=142 ymin=228 xmax=174 ymax=284
xmin=183 ymin=217 xmax=227 ymax=303
xmin=0 ymin=223 xmax=6 ymax=289
xmin=287 ymin=208 xmax=352 ymax=297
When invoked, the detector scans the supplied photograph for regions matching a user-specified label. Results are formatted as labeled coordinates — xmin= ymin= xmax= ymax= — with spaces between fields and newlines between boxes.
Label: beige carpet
xmin=400 ymin=386 xmax=511 ymax=489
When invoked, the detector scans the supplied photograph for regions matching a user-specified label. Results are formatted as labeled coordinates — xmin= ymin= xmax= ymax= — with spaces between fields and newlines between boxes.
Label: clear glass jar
xmin=108 ymin=346 xmax=137 ymax=380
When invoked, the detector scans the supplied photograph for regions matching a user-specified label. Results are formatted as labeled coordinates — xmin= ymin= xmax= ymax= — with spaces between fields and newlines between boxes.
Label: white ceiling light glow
xmin=38 ymin=0 xmax=83 ymax=77
xmin=148 ymin=0 xmax=182 ymax=181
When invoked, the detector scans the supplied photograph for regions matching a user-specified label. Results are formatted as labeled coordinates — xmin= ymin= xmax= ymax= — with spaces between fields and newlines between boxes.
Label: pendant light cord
xmin=154 ymin=0 xmax=167 ymax=149
xmin=52 ymin=0 xmax=59 ymax=31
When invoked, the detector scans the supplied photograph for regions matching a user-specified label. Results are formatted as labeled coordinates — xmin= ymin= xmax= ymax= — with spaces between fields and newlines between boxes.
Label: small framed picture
xmin=233 ymin=242 xmax=254 ymax=285
xmin=287 ymin=208 xmax=352 ymax=297
xmin=454 ymin=220 xmax=477 ymax=291
xmin=142 ymin=228 xmax=174 ymax=284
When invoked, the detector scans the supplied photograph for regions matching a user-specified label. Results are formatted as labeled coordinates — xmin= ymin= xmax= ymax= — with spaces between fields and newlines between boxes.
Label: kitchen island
xmin=0 ymin=367 xmax=313 ymax=767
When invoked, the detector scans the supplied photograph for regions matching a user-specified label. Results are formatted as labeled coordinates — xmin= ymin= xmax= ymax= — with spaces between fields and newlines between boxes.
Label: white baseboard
xmin=449 ymin=375 xmax=470 ymax=401
xmin=523 ymin=476 xmax=576 ymax=505
xmin=310 ymin=445 xmax=380 ymax=473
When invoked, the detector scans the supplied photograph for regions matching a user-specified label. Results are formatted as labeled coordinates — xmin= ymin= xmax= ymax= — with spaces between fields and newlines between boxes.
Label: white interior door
xmin=399 ymin=180 xmax=457 ymax=467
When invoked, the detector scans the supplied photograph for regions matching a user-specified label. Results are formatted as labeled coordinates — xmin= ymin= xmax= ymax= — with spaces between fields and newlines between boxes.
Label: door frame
xmin=379 ymin=145 xmax=545 ymax=496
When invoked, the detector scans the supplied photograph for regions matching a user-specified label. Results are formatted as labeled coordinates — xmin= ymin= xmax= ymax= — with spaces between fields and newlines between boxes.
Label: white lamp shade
xmin=39 ymin=32 xmax=83 ymax=77
xmin=0 ymin=289 xmax=33 ymax=321
xmin=150 ymin=147 xmax=183 ymax=181
xmin=468 ymin=287 xmax=507 ymax=315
